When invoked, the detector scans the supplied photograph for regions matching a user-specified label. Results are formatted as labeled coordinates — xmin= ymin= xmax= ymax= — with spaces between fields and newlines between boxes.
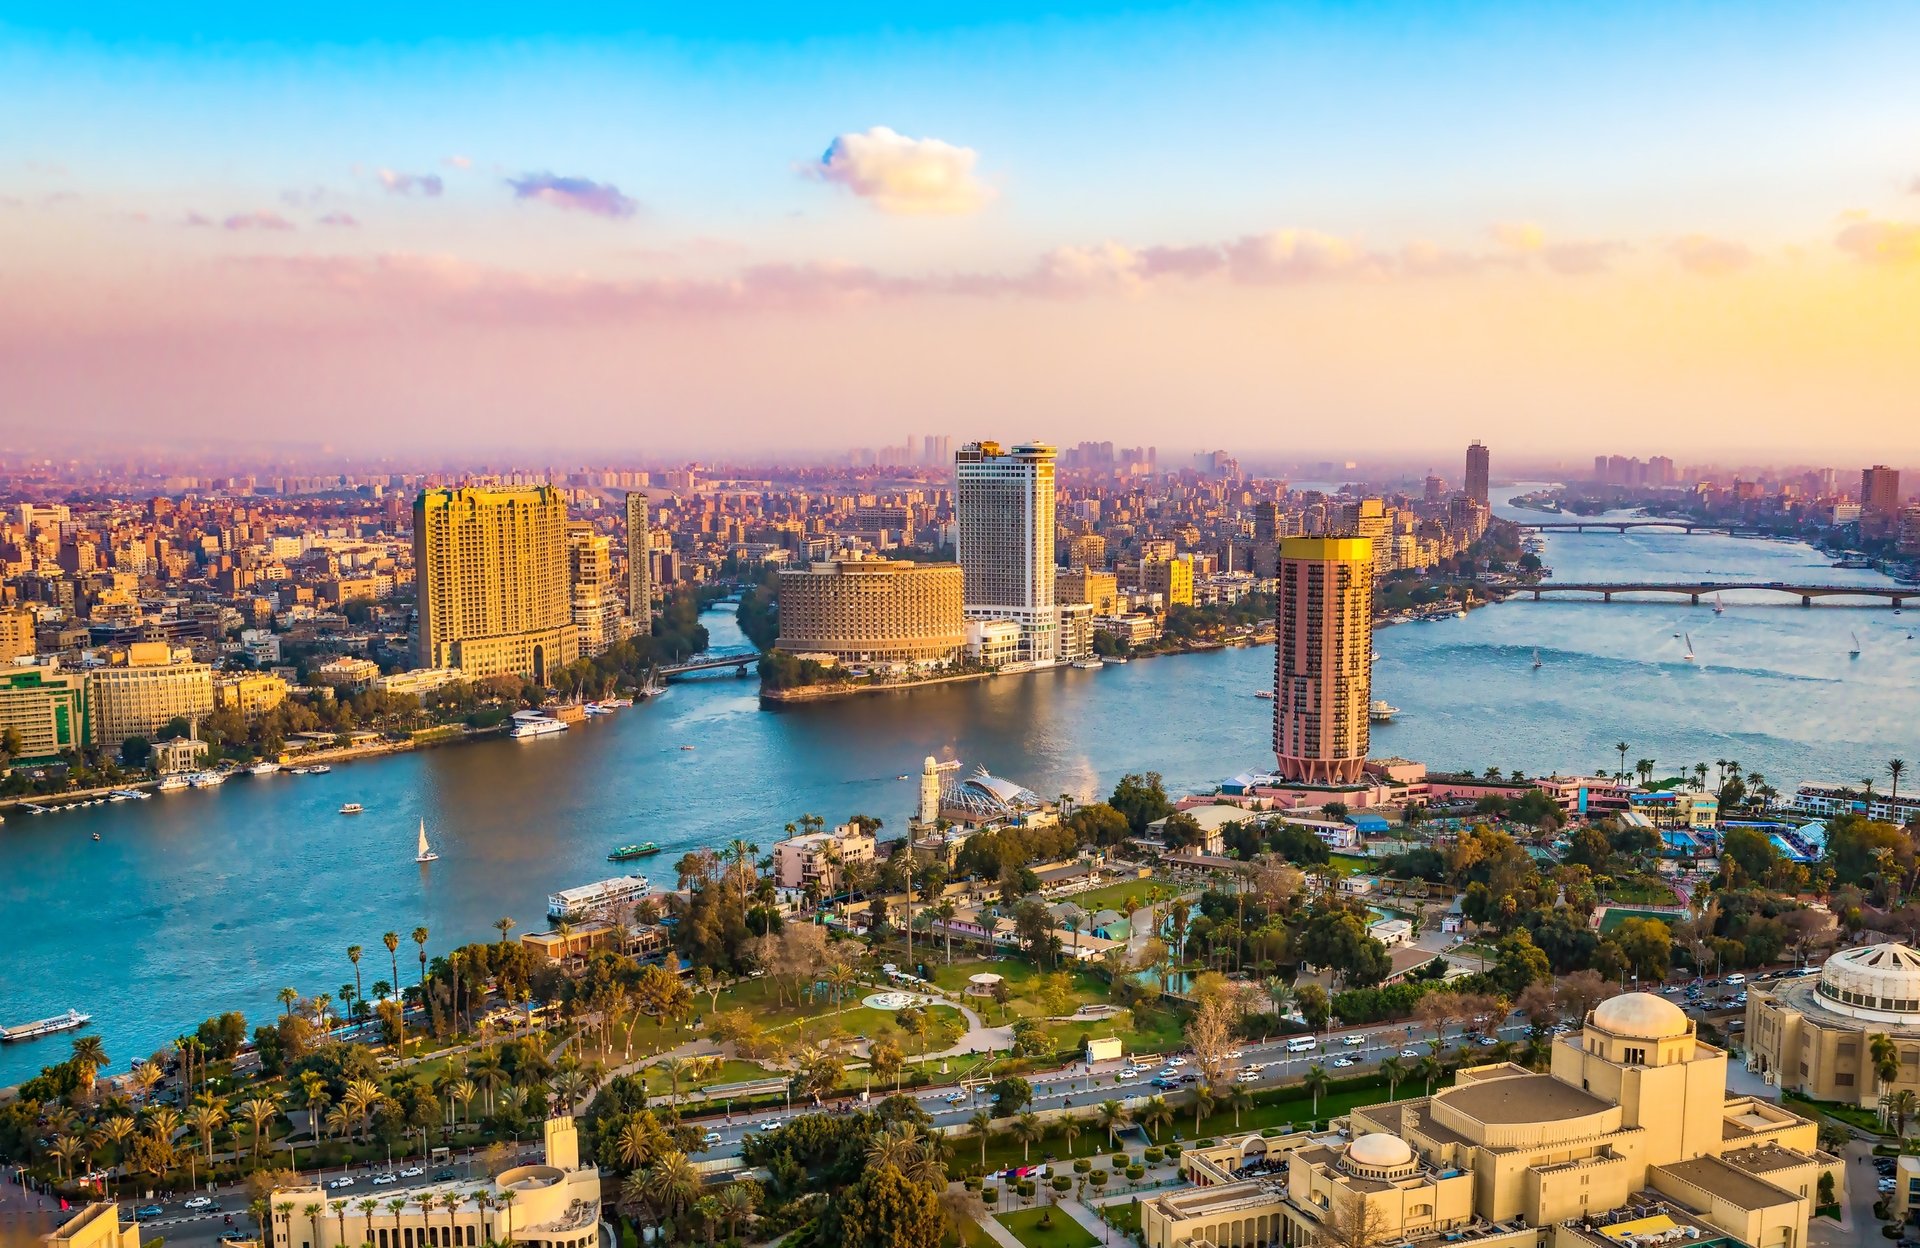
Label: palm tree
xmin=1011 ymin=1111 xmax=1044 ymax=1161
xmin=1872 ymin=1034 xmax=1901 ymax=1113
xmin=347 ymin=945 xmax=365 ymax=1022
xmin=450 ymin=1078 xmax=478 ymax=1128
xmin=100 ymin=1115 xmax=136 ymax=1187
xmin=356 ymin=1198 xmax=379 ymax=1243
xmin=302 ymin=1203 xmax=323 ymax=1248
xmin=1097 ymin=1099 xmax=1132 ymax=1149
xmin=1892 ymin=759 xmax=1908 ymax=801
xmin=385 ymin=1199 xmax=406 ymax=1246
xmin=715 ymin=1182 xmax=757 ymax=1243
xmin=49 ymin=1134 xmax=81 ymax=1182
xmin=1380 ymin=1056 xmax=1407 ymax=1101
xmin=1059 ymin=1115 xmax=1085 ymax=1158
xmin=70 ymin=1035 xmax=109 ymax=1097
xmin=1415 ymin=1053 xmax=1444 ymax=1097
xmin=1615 ymin=742 xmax=1630 ymax=782
xmin=496 ymin=1190 xmax=518 ymax=1243
xmin=1191 ymin=1083 xmax=1218 ymax=1134
xmin=412 ymin=926 xmax=430 ymax=1012
xmin=1229 ymin=1084 xmax=1253 ymax=1129
xmin=635 ymin=1150 xmax=701 ymax=1225
xmin=240 ymin=1097 xmax=279 ymax=1166
xmin=1891 ymin=1089 xmax=1920 ymax=1139
xmin=969 ymin=1110 xmax=993 ymax=1167
xmin=279 ymin=986 xmax=299 ymax=1018
xmin=1139 ymin=1095 xmax=1173 ymax=1141
xmin=1302 ymin=1065 xmax=1331 ymax=1119
xmin=495 ymin=917 xmax=516 ymax=945
xmin=657 ymin=1056 xmax=690 ymax=1109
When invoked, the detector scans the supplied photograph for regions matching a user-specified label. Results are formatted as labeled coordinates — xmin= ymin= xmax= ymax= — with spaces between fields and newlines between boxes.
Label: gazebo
xmin=966 ymin=972 xmax=1005 ymax=997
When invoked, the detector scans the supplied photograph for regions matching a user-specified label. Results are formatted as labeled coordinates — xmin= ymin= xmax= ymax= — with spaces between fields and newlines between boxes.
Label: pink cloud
xmin=1835 ymin=218 xmax=1920 ymax=267
xmin=317 ymin=212 xmax=360 ymax=228
xmin=810 ymin=126 xmax=991 ymax=216
xmin=1668 ymin=234 xmax=1754 ymax=276
xmin=224 ymin=210 xmax=295 ymax=232
xmin=506 ymin=171 xmax=638 ymax=219
xmin=378 ymin=169 xmax=444 ymax=197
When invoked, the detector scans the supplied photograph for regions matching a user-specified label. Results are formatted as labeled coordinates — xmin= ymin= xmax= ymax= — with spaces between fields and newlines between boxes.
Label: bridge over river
xmin=1513 ymin=519 xmax=1760 ymax=535
xmin=658 ymin=650 xmax=762 ymax=679
xmin=1517 ymin=581 xmax=1912 ymax=607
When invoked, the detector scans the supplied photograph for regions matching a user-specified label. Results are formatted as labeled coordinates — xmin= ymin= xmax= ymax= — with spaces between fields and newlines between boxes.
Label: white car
xmin=184 ymin=1198 xmax=214 ymax=1211
xmin=1224 ymin=1049 xmax=1244 ymax=1060
xmin=944 ymin=1091 xmax=968 ymax=1104
xmin=1332 ymin=1057 xmax=1355 ymax=1068
xmin=326 ymin=1177 xmax=354 ymax=1190
xmin=1119 ymin=1066 xmax=1144 ymax=1079
xmin=1238 ymin=1069 xmax=1261 ymax=1082
xmin=1476 ymin=1036 xmax=1499 ymax=1047
xmin=1399 ymin=1048 xmax=1421 ymax=1058
xmin=702 ymin=1130 xmax=724 ymax=1145
xmin=1165 ymin=1056 xmax=1187 ymax=1067
xmin=400 ymin=1167 xmax=425 ymax=1178
xmin=372 ymin=1174 xmax=399 ymax=1186
xmin=1342 ymin=1035 xmax=1366 ymax=1047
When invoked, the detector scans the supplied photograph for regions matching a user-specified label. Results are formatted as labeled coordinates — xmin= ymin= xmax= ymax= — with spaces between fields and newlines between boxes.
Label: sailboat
xmin=1531 ymin=648 xmax=1543 ymax=670
xmin=1849 ymin=631 xmax=1862 ymax=660
xmin=1712 ymin=593 xmax=1724 ymax=615
xmin=1683 ymin=633 xmax=1697 ymax=663
xmin=414 ymin=818 xmax=439 ymax=863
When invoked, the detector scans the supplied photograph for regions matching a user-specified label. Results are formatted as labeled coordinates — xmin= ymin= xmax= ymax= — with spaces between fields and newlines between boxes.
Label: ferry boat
xmin=508 ymin=710 xmax=568 ymax=739
xmin=110 ymin=789 xmax=148 ymax=801
xmin=340 ymin=802 xmax=365 ymax=815
xmin=248 ymin=761 xmax=281 ymax=776
xmin=1368 ymin=700 xmax=1400 ymax=723
xmin=548 ymin=874 xmax=651 ymax=921
xmin=188 ymin=770 xmax=227 ymax=788
xmin=157 ymin=775 xmax=190 ymax=792
xmin=607 ymin=842 xmax=661 ymax=862
xmin=1 ymin=1009 xmax=91 ymax=1043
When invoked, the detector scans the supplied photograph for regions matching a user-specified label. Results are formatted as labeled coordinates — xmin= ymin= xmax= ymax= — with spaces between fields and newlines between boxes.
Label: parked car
xmin=1150 ymin=1076 xmax=1175 ymax=1088
xmin=184 ymin=1197 xmax=215 ymax=1211
xmin=1119 ymin=1066 xmax=1144 ymax=1079
xmin=944 ymin=1091 xmax=968 ymax=1104
xmin=431 ymin=1169 xmax=458 ymax=1181
xmin=1342 ymin=1035 xmax=1366 ymax=1047
xmin=1332 ymin=1057 xmax=1355 ymax=1068
xmin=1165 ymin=1056 xmax=1187 ymax=1067
xmin=373 ymin=1173 xmax=399 ymax=1186
xmin=400 ymin=1166 xmax=425 ymax=1178
xmin=326 ymin=1177 xmax=354 ymax=1190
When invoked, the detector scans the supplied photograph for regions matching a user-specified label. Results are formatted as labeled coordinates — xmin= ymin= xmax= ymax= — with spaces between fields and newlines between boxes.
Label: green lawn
xmin=994 ymin=1208 xmax=1098 ymax=1248
xmin=1327 ymin=853 xmax=1375 ymax=876
xmin=1098 ymin=1201 xmax=1140 ymax=1237
xmin=1598 ymin=906 xmax=1683 ymax=933
xmin=1060 ymin=879 xmax=1182 ymax=914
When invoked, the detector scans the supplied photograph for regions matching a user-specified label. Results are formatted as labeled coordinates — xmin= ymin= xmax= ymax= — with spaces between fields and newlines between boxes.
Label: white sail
xmin=415 ymin=819 xmax=438 ymax=862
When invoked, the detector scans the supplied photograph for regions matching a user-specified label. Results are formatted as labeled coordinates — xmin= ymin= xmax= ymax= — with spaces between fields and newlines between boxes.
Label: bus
xmin=1285 ymin=1036 xmax=1318 ymax=1053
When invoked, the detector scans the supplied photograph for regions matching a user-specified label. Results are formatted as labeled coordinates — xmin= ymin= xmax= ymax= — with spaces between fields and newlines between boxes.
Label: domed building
xmin=1747 ymin=941 xmax=1920 ymax=1106
xmin=1142 ymin=990 xmax=1840 ymax=1248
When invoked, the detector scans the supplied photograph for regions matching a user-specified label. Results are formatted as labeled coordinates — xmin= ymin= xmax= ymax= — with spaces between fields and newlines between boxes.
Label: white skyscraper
xmin=955 ymin=440 xmax=1057 ymax=663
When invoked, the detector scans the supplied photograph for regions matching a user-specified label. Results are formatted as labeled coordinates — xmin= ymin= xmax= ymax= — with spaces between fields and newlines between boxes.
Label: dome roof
xmin=1591 ymin=992 xmax=1689 ymax=1040
xmin=1817 ymin=943 xmax=1920 ymax=1022
xmin=1347 ymin=1133 xmax=1413 ymax=1168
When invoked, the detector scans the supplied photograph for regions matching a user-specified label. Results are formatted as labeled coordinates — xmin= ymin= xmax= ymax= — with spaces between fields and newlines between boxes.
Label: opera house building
xmin=1746 ymin=942 xmax=1920 ymax=1106
xmin=1141 ymin=992 xmax=1837 ymax=1248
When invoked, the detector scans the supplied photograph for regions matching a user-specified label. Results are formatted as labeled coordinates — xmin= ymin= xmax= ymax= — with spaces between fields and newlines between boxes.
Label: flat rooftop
xmin=1656 ymin=1156 xmax=1797 ymax=1211
xmin=1147 ymin=1178 xmax=1286 ymax=1220
xmin=1436 ymin=1074 xmax=1612 ymax=1126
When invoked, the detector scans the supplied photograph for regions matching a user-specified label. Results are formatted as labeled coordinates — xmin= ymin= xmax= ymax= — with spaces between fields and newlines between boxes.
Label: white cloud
xmin=810 ymin=126 xmax=992 ymax=215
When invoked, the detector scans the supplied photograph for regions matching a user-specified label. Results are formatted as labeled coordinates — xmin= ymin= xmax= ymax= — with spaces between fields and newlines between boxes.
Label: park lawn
xmin=954 ymin=1221 xmax=999 ymax=1248
xmin=1060 ymin=879 xmax=1181 ymax=914
xmin=928 ymin=956 xmax=1058 ymax=995
xmin=1326 ymin=853 xmax=1374 ymax=876
xmin=1598 ymin=906 xmax=1682 ymax=933
xmin=994 ymin=1208 xmax=1098 ymax=1248
xmin=1044 ymin=1012 xmax=1184 ymax=1059
xmin=1605 ymin=878 xmax=1678 ymax=905
xmin=1098 ymin=1201 xmax=1140 ymax=1236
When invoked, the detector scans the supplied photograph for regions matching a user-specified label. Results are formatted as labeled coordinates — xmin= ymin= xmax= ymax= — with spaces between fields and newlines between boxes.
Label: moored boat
xmin=607 ymin=842 xmax=660 ymax=861
xmin=188 ymin=770 xmax=226 ymax=788
xmin=509 ymin=710 xmax=568 ymax=739
xmin=248 ymin=761 xmax=281 ymax=776
xmin=1 ymin=1008 xmax=91 ymax=1043
xmin=157 ymin=775 xmax=190 ymax=792
xmin=1368 ymin=700 xmax=1400 ymax=723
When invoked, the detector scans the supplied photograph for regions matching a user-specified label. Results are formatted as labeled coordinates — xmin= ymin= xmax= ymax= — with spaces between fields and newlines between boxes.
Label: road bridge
xmin=659 ymin=651 xmax=760 ymax=679
xmin=1519 ymin=581 xmax=1911 ymax=607
xmin=1514 ymin=519 xmax=1744 ymax=534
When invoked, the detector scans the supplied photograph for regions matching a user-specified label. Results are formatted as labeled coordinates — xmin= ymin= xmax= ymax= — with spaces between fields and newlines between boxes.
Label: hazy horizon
xmin=5 ymin=3 xmax=1920 ymax=462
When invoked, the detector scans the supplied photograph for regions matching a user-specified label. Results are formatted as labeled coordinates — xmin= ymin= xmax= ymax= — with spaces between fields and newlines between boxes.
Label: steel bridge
xmin=1519 ymin=581 xmax=1911 ymax=607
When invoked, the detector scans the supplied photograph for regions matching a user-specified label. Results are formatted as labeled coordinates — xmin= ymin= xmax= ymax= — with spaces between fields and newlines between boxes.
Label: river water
xmin=2 ymin=486 xmax=1916 ymax=1085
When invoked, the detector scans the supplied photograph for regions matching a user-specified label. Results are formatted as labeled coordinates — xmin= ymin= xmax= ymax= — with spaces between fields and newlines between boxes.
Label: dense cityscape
xmin=8 ymin=7 xmax=1920 ymax=1248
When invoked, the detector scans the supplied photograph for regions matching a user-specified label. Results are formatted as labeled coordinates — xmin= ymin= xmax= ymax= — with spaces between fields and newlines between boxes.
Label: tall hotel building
xmin=414 ymin=486 xmax=578 ymax=682
xmin=955 ymin=441 xmax=1057 ymax=663
xmin=1464 ymin=439 xmax=1491 ymax=506
xmin=775 ymin=556 xmax=966 ymax=668
xmin=625 ymin=489 xmax=652 ymax=636
xmin=1861 ymin=464 xmax=1902 ymax=538
xmin=1272 ymin=536 xmax=1373 ymax=784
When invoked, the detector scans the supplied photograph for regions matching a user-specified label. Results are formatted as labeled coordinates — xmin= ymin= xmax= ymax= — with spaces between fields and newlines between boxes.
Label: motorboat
xmin=1368 ymin=700 xmax=1400 ymax=723
xmin=1253 ymin=689 xmax=1275 ymax=700
xmin=508 ymin=710 xmax=567 ymax=739
xmin=157 ymin=775 xmax=190 ymax=792
xmin=608 ymin=842 xmax=660 ymax=861
xmin=248 ymin=761 xmax=281 ymax=776
xmin=308 ymin=764 xmax=332 ymax=775
xmin=340 ymin=802 xmax=365 ymax=815
xmin=188 ymin=770 xmax=226 ymax=788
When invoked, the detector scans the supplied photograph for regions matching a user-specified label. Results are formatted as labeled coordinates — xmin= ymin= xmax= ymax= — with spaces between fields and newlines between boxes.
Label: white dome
xmin=1347 ymin=1133 xmax=1413 ymax=1169
xmin=1817 ymin=943 xmax=1920 ymax=1022
xmin=1591 ymin=992 xmax=1689 ymax=1040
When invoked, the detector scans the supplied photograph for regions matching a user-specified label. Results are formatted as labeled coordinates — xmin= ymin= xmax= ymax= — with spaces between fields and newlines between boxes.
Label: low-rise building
xmin=313 ymin=656 xmax=381 ymax=689
xmin=1747 ymin=941 xmax=1920 ymax=1108
xmin=965 ymin=619 xmax=1021 ymax=667
xmin=272 ymin=1118 xmax=597 ymax=1248
xmin=772 ymin=821 xmax=877 ymax=892
xmin=776 ymin=555 xmax=966 ymax=670
xmin=374 ymin=667 xmax=468 ymax=698
xmin=45 ymin=1202 xmax=141 ymax=1248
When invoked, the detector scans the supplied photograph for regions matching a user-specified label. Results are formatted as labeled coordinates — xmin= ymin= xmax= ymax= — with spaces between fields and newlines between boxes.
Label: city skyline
xmin=6 ymin=4 xmax=1920 ymax=458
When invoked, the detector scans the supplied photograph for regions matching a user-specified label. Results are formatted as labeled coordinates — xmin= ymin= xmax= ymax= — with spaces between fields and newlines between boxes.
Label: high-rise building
xmin=955 ymin=441 xmax=1057 ymax=662
xmin=1272 ymin=537 xmax=1373 ymax=784
xmin=413 ymin=486 xmax=577 ymax=681
xmin=87 ymin=643 xmax=214 ymax=751
xmin=1252 ymin=501 xmax=1280 ymax=579
xmin=0 ymin=607 xmax=34 ymax=661
xmin=1464 ymin=440 xmax=1490 ymax=506
xmin=1862 ymin=465 xmax=1902 ymax=537
xmin=625 ymin=490 xmax=652 ymax=636
xmin=567 ymin=522 xmax=619 ymax=658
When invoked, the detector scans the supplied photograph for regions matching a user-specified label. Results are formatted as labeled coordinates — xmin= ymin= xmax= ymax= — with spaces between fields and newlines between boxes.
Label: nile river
xmin=2 ymin=488 xmax=1916 ymax=1084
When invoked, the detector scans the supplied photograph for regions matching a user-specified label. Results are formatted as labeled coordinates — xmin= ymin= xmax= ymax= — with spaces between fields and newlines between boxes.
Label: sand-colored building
xmin=272 ymin=1118 xmax=597 ymax=1248
xmin=87 ymin=642 xmax=214 ymax=750
xmin=1139 ymin=991 xmax=1835 ymax=1248
xmin=772 ymin=821 xmax=877 ymax=892
xmin=775 ymin=555 xmax=965 ymax=669
xmin=214 ymin=671 xmax=290 ymax=719
xmin=0 ymin=656 xmax=88 ymax=760
xmin=1746 ymin=942 xmax=1920 ymax=1108
xmin=45 ymin=1202 xmax=141 ymax=1248
xmin=1 ymin=605 xmax=35 ymax=659
xmin=413 ymin=487 xmax=578 ymax=682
